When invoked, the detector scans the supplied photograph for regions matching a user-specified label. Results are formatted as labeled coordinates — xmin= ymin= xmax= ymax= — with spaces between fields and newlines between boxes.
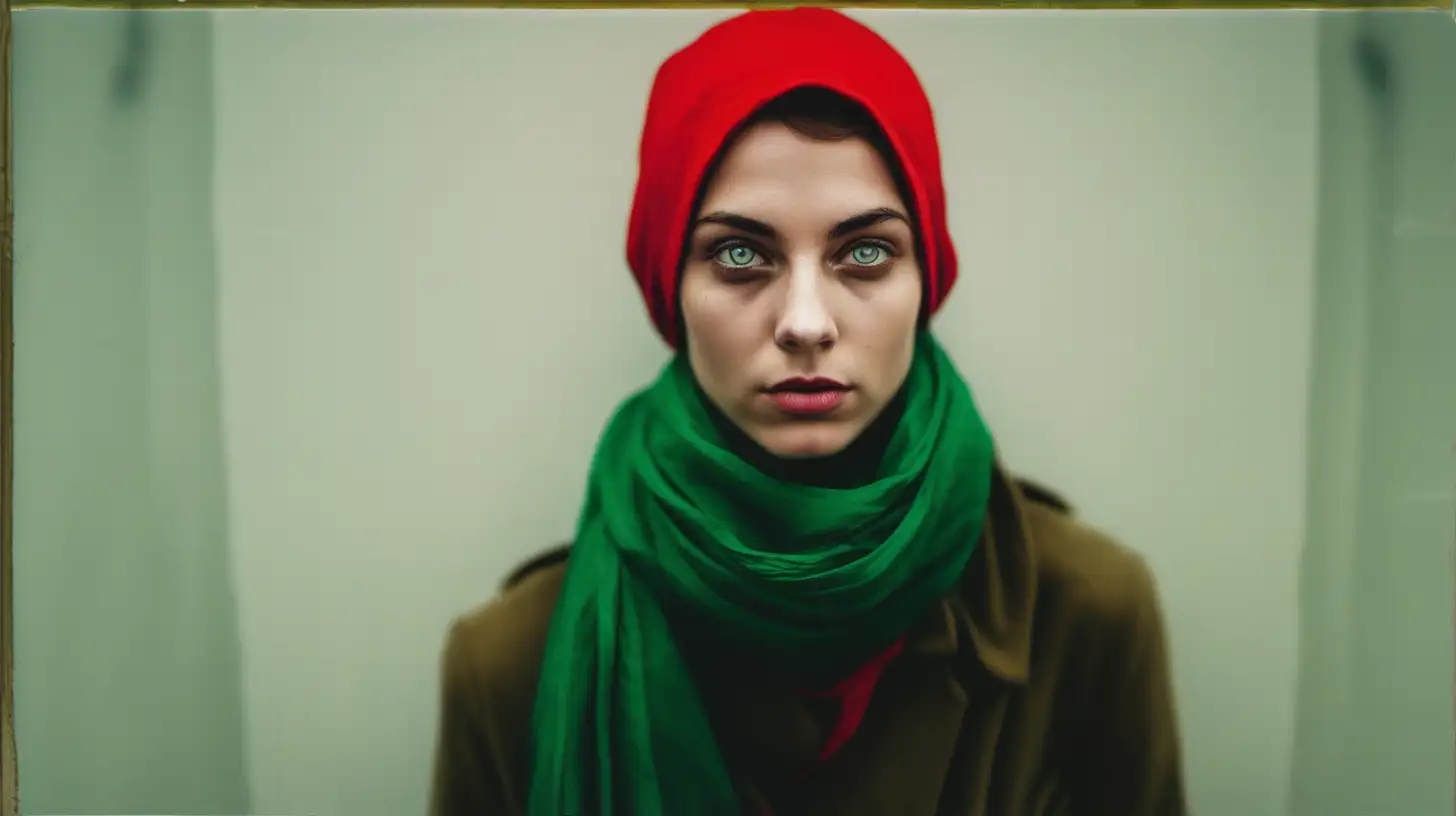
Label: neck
xmin=699 ymin=385 xmax=907 ymax=489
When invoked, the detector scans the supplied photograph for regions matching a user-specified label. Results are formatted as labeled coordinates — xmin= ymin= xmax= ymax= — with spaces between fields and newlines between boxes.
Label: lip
xmin=767 ymin=376 xmax=848 ymax=393
xmin=763 ymin=377 xmax=851 ymax=417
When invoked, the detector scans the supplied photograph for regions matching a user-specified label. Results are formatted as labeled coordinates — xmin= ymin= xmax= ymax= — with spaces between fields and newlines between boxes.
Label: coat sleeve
xmin=428 ymin=618 xmax=524 ymax=816
xmin=1073 ymin=554 xmax=1190 ymax=815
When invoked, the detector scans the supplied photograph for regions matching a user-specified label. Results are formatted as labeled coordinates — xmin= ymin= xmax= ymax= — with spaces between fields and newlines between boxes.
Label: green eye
xmin=715 ymin=244 xmax=761 ymax=268
xmin=848 ymin=243 xmax=889 ymax=266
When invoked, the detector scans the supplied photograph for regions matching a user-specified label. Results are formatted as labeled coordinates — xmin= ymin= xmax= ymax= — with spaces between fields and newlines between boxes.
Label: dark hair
xmin=749 ymin=86 xmax=887 ymax=143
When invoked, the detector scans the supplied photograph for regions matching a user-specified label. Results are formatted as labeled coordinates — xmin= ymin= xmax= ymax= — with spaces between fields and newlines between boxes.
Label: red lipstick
xmin=764 ymin=377 xmax=849 ymax=416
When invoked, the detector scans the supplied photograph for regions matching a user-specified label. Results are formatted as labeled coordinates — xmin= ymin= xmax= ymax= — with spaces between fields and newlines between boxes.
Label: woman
xmin=431 ymin=8 xmax=1186 ymax=816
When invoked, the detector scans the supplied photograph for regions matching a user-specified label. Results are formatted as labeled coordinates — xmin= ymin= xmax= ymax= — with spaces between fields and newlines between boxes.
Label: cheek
xmin=865 ymin=275 xmax=922 ymax=385
xmin=680 ymin=276 xmax=753 ymax=393
xmin=866 ymin=330 xmax=916 ymax=399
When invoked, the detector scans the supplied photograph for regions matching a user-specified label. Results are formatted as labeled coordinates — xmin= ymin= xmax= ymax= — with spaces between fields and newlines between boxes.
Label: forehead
xmin=697 ymin=121 xmax=906 ymax=216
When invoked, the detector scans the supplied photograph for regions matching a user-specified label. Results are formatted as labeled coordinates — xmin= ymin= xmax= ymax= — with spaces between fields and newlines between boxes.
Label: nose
xmin=773 ymin=262 xmax=837 ymax=352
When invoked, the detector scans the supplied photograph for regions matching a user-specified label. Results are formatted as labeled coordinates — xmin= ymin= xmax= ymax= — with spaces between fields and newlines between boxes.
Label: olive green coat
xmin=429 ymin=467 xmax=1188 ymax=815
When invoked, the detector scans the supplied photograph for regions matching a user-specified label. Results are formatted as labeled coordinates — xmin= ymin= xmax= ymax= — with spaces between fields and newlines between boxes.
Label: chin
xmin=753 ymin=424 xmax=858 ymax=460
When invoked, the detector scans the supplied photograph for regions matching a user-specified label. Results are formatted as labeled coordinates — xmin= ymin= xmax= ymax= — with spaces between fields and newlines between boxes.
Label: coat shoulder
xmin=1016 ymin=481 xmax=1162 ymax=637
xmin=1010 ymin=479 xmax=1186 ymax=812
xmin=443 ymin=546 xmax=569 ymax=709
xmin=433 ymin=546 xmax=570 ymax=813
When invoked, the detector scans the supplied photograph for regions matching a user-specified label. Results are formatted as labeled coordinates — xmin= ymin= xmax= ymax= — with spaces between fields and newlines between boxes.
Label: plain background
xmin=12 ymin=8 xmax=1455 ymax=816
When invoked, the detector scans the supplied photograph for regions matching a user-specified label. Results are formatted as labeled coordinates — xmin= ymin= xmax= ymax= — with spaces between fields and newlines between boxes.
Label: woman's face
xmin=680 ymin=121 xmax=923 ymax=459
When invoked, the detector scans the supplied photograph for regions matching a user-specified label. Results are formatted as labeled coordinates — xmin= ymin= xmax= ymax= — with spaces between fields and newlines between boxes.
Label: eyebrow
xmin=693 ymin=206 xmax=910 ymax=241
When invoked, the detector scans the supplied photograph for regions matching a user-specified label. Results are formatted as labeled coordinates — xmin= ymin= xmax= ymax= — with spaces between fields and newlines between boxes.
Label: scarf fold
xmin=528 ymin=333 xmax=995 ymax=815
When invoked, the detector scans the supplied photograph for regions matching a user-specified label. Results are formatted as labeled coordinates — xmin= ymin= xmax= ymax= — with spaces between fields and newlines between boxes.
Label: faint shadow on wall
xmin=1291 ymin=10 xmax=1456 ymax=816
xmin=12 ymin=11 xmax=252 ymax=815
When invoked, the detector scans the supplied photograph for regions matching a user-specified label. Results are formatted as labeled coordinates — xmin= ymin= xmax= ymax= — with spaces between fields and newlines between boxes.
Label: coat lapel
xmin=718 ymin=599 xmax=971 ymax=816
xmin=796 ymin=644 xmax=971 ymax=814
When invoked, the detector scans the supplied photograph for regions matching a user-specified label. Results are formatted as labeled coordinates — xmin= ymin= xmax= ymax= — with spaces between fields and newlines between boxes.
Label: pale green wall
xmin=1340 ymin=11 xmax=1455 ymax=814
xmin=12 ymin=10 xmax=250 ymax=815
xmin=209 ymin=11 xmax=1319 ymax=816
xmin=1291 ymin=12 xmax=1456 ymax=816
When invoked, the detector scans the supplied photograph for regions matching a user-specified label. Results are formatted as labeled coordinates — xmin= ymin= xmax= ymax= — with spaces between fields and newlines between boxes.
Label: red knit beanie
xmin=625 ymin=8 xmax=959 ymax=348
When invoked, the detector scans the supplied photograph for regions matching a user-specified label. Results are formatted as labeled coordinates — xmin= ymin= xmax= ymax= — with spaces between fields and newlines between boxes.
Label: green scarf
xmin=528 ymin=332 xmax=995 ymax=815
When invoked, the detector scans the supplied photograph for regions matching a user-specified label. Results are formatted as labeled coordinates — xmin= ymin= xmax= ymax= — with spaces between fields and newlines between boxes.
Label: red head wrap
xmin=625 ymin=8 xmax=959 ymax=348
